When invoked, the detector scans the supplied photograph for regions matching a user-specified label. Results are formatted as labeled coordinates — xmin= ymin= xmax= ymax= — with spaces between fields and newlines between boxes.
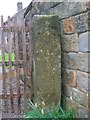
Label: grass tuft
xmin=0 ymin=53 xmax=15 ymax=62
xmin=25 ymin=100 xmax=76 ymax=119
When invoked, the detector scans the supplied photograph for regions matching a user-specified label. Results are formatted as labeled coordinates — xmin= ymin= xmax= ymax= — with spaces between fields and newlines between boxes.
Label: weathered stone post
xmin=33 ymin=15 xmax=61 ymax=104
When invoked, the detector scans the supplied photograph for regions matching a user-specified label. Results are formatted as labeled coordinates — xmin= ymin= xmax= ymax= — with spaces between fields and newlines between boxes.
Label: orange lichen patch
xmin=63 ymin=17 xmax=75 ymax=33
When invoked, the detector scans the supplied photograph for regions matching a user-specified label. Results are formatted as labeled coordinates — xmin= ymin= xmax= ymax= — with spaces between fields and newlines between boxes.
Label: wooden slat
xmin=7 ymin=17 xmax=14 ymax=112
xmin=1 ymin=16 xmax=8 ymax=113
xmin=28 ymin=13 xmax=34 ymax=100
xmin=14 ymin=25 xmax=21 ymax=112
xmin=22 ymin=19 xmax=27 ymax=110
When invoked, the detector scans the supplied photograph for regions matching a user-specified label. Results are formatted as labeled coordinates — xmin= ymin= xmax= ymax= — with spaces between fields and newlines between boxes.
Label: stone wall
xmin=25 ymin=1 xmax=89 ymax=118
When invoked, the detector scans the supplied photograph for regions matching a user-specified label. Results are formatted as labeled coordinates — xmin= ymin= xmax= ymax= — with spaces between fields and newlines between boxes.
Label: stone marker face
xmin=33 ymin=15 xmax=61 ymax=104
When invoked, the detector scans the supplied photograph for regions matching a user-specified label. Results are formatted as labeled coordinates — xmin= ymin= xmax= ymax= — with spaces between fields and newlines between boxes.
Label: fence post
xmin=1 ymin=15 xmax=8 ymax=113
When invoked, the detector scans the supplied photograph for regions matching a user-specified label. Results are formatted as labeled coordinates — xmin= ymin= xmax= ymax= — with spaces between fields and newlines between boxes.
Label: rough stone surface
xmin=88 ymin=10 xmax=90 ymax=31
xmin=72 ymin=88 xmax=88 ymax=107
xmin=62 ymin=95 xmax=78 ymax=110
xmin=33 ymin=15 xmax=61 ymax=105
xmin=53 ymin=3 xmax=69 ymax=19
xmin=63 ymin=17 xmax=75 ymax=33
xmin=89 ymin=75 xmax=90 ymax=91
xmin=62 ymin=95 xmax=88 ymax=118
xmin=53 ymin=2 xmax=87 ymax=19
xmin=86 ymin=1 xmax=90 ymax=10
xmin=77 ymin=70 xmax=88 ymax=92
xmin=79 ymin=32 xmax=90 ymax=52
xmin=62 ymin=84 xmax=72 ymax=98
xmin=77 ymin=53 xmax=88 ymax=72
xmin=62 ymin=68 xmax=77 ymax=87
xmin=78 ymin=105 xmax=88 ymax=118
xmin=74 ymin=13 xmax=88 ymax=33
xmin=44 ymin=3 xmax=51 ymax=11
xmin=61 ymin=33 xmax=79 ymax=52
xmin=62 ymin=52 xmax=78 ymax=69
xmin=44 ymin=8 xmax=54 ymax=15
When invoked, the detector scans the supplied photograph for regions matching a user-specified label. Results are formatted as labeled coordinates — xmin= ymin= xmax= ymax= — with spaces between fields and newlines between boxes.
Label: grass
xmin=0 ymin=52 xmax=15 ymax=69
xmin=0 ymin=53 xmax=15 ymax=62
xmin=25 ymin=100 xmax=76 ymax=119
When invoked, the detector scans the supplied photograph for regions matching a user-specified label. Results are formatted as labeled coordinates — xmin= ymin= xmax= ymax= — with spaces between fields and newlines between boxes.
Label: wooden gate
xmin=0 ymin=16 xmax=33 ymax=117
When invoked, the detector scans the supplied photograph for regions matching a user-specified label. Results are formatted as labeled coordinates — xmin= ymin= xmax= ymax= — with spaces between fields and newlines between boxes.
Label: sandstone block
xmin=74 ymin=13 xmax=88 ymax=33
xmin=62 ymin=84 xmax=72 ymax=97
xmin=33 ymin=15 xmax=61 ymax=105
xmin=62 ymin=68 xmax=77 ymax=87
xmin=77 ymin=53 xmax=88 ymax=72
xmin=63 ymin=17 xmax=75 ymax=33
xmin=77 ymin=70 xmax=88 ymax=92
xmin=53 ymin=3 xmax=69 ymax=19
xmin=53 ymin=2 xmax=87 ymax=19
xmin=89 ymin=75 xmax=90 ymax=91
xmin=61 ymin=33 xmax=79 ymax=52
xmin=86 ymin=1 xmax=90 ymax=10
xmin=88 ymin=11 xmax=90 ymax=31
xmin=62 ymin=52 xmax=78 ymax=69
xmin=72 ymin=88 xmax=88 ymax=107
xmin=69 ymin=2 xmax=87 ymax=16
xmin=44 ymin=3 xmax=51 ymax=11
xmin=79 ymin=32 xmax=90 ymax=52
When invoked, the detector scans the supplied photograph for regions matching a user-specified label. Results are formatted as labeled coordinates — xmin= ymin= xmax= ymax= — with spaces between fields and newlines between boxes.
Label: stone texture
xmin=38 ymin=2 xmax=44 ymax=15
xmin=50 ymin=2 xmax=60 ymax=8
xmin=89 ymin=55 xmax=90 ymax=74
xmin=72 ymin=88 xmax=88 ymax=107
xmin=86 ymin=1 xmax=90 ymax=10
xmin=89 ymin=75 xmax=90 ymax=91
xmin=43 ymin=2 xmax=51 ymax=11
xmin=77 ymin=70 xmax=88 ymax=92
xmin=33 ymin=15 xmax=61 ymax=105
xmin=53 ymin=2 xmax=87 ymax=19
xmin=77 ymin=53 xmax=88 ymax=72
xmin=79 ymin=32 xmax=90 ymax=52
xmin=74 ymin=13 xmax=88 ymax=33
xmin=68 ymin=2 xmax=87 ymax=16
xmin=62 ymin=52 xmax=78 ymax=69
xmin=61 ymin=33 xmax=79 ymax=52
xmin=78 ymin=105 xmax=88 ymax=118
xmin=88 ymin=10 xmax=90 ymax=31
xmin=62 ymin=95 xmax=78 ymax=111
xmin=44 ymin=8 xmax=54 ymax=15
xmin=62 ymin=84 xmax=72 ymax=98
xmin=53 ymin=3 xmax=69 ymax=19
xmin=62 ymin=68 xmax=77 ymax=87
xmin=63 ymin=17 xmax=75 ymax=33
